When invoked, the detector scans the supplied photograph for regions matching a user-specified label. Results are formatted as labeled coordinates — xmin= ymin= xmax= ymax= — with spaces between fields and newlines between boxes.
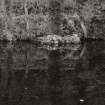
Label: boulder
xmin=45 ymin=35 xmax=62 ymax=44
xmin=63 ymin=34 xmax=80 ymax=44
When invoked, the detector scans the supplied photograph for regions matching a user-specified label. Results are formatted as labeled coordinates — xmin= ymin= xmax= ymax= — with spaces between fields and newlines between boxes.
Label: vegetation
xmin=0 ymin=0 xmax=105 ymax=41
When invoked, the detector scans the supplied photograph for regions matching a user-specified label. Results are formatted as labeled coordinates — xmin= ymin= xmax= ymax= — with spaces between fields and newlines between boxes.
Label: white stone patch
xmin=80 ymin=99 xmax=84 ymax=102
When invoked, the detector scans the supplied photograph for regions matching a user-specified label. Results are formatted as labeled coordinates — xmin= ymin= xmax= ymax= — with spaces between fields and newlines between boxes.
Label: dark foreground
xmin=0 ymin=41 xmax=105 ymax=105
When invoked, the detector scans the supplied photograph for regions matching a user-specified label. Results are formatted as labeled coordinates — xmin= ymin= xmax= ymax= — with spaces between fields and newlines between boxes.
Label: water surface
xmin=0 ymin=41 xmax=105 ymax=105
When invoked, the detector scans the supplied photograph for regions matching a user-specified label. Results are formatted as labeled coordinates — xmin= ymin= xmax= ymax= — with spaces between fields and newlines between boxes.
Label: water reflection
xmin=0 ymin=41 xmax=105 ymax=105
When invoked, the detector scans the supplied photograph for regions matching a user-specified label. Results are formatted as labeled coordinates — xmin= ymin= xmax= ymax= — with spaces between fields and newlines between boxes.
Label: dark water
xmin=0 ymin=41 xmax=105 ymax=105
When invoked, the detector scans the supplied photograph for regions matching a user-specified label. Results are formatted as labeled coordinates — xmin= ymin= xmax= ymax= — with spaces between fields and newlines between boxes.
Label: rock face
xmin=63 ymin=34 xmax=80 ymax=44
xmin=39 ymin=34 xmax=80 ymax=44
xmin=46 ymin=35 xmax=62 ymax=43
xmin=40 ymin=35 xmax=62 ymax=44
xmin=71 ymin=34 xmax=81 ymax=43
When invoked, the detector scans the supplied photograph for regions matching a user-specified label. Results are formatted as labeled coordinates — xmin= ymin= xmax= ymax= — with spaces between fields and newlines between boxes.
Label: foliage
xmin=0 ymin=0 xmax=49 ymax=40
xmin=0 ymin=0 xmax=105 ymax=40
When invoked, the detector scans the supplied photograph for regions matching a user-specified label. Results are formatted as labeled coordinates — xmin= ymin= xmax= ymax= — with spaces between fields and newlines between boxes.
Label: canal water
xmin=0 ymin=41 xmax=105 ymax=105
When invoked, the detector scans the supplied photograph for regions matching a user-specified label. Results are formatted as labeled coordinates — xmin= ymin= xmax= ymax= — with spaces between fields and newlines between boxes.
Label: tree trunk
xmin=24 ymin=0 xmax=29 ymax=35
xmin=4 ymin=0 xmax=13 ymax=40
xmin=80 ymin=21 xmax=87 ymax=38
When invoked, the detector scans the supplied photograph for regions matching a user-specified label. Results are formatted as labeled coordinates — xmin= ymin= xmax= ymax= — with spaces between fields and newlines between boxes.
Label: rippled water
xmin=0 ymin=41 xmax=105 ymax=105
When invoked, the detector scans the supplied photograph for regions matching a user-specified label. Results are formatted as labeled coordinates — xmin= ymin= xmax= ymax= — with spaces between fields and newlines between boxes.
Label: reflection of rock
xmin=41 ymin=43 xmax=81 ymax=51
xmin=60 ymin=44 xmax=82 ymax=71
